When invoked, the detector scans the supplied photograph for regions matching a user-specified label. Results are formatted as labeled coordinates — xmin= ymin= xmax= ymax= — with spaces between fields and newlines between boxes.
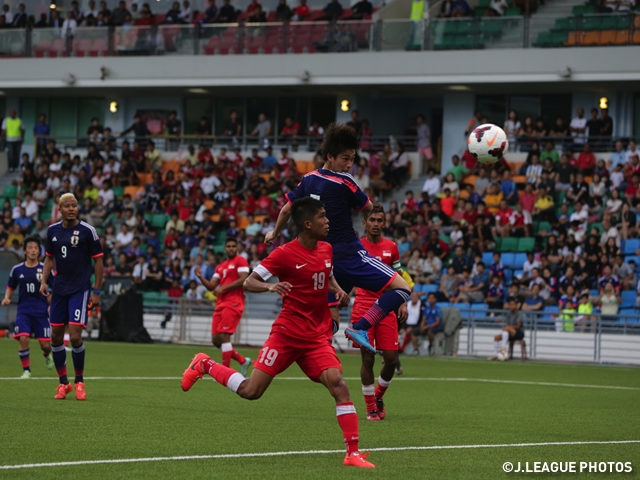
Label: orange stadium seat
xmin=204 ymin=200 xmax=214 ymax=210
xmin=254 ymin=215 xmax=267 ymax=224
xmin=459 ymin=189 xmax=470 ymax=199
xmin=138 ymin=173 xmax=153 ymax=184
xmin=582 ymin=31 xmax=600 ymax=45
xmin=564 ymin=31 xmax=578 ymax=46
xmin=161 ymin=160 xmax=181 ymax=174
xmin=124 ymin=186 xmax=144 ymax=198
xmin=512 ymin=175 xmax=527 ymax=184
xmin=509 ymin=161 xmax=523 ymax=172
xmin=634 ymin=30 xmax=640 ymax=44
xmin=599 ymin=30 xmax=617 ymax=45
xmin=463 ymin=175 xmax=477 ymax=186
xmin=634 ymin=15 xmax=640 ymax=29
xmin=236 ymin=216 xmax=250 ymax=230
xmin=614 ymin=30 xmax=630 ymax=45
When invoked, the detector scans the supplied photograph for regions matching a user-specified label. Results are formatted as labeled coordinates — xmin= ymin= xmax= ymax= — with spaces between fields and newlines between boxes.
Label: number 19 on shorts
xmin=258 ymin=347 xmax=278 ymax=366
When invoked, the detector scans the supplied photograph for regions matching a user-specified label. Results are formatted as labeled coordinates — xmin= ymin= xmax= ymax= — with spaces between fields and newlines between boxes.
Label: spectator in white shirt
xmin=421 ymin=168 xmax=441 ymax=197
xmin=180 ymin=0 xmax=193 ymax=21
xmin=569 ymin=107 xmax=587 ymax=146
xmin=86 ymin=0 xmax=100 ymax=18
xmin=2 ymin=4 xmax=13 ymax=23
xmin=354 ymin=165 xmax=370 ymax=191
xmin=61 ymin=11 xmax=77 ymax=37
xmin=115 ymin=224 xmax=134 ymax=250
xmin=525 ymin=155 xmax=542 ymax=185
xmin=599 ymin=217 xmax=621 ymax=248
xmin=522 ymin=253 xmax=540 ymax=280
xmin=98 ymin=181 xmax=115 ymax=208
xmin=503 ymin=109 xmax=521 ymax=142
xmin=23 ymin=192 xmax=39 ymax=219
xmin=201 ymin=170 xmax=222 ymax=195
xmin=569 ymin=200 xmax=588 ymax=231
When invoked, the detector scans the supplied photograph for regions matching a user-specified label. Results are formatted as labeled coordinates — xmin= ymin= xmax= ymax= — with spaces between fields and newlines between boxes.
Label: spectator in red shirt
xmin=232 ymin=147 xmax=243 ymax=166
xmin=256 ymin=188 xmax=271 ymax=214
xmin=197 ymin=144 xmax=213 ymax=165
xmin=494 ymin=199 xmax=513 ymax=237
xmin=403 ymin=190 xmax=417 ymax=211
xmin=246 ymin=0 xmax=261 ymax=16
xmin=280 ymin=117 xmax=300 ymax=148
xmin=440 ymin=188 xmax=455 ymax=217
xmin=519 ymin=183 xmax=536 ymax=213
xmin=293 ymin=0 xmax=310 ymax=19
xmin=508 ymin=202 xmax=531 ymax=237
xmin=625 ymin=174 xmax=640 ymax=202
xmin=462 ymin=200 xmax=478 ymax=225
xmin=575 ymin=143 xmax=595 ymax=174
xmin=249 ymin=148 xmax=262 ymax=168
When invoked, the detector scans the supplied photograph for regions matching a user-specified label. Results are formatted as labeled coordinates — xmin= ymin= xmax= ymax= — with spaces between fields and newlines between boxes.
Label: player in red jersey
xmin=195 ymin=237 xmax=252 ymax=375
xmin=350 ymin=204 xmax=407 ymax=421
xmin=181 ymin=198 xmax=375 ymax=469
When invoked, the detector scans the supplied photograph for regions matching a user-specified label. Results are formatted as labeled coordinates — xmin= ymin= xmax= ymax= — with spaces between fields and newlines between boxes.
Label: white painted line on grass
xmin=1 ymin=440 xmax=639 ymax=470
xmin=1 ymin=376 xmax=638 ymax=391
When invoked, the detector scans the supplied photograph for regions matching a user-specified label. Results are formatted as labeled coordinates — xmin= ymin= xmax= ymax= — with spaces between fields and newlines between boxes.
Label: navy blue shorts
xmin=50 ymin=290 xmax=90 ymax=329
xmin=14 ymin=312 xmax=51 ymax=340
xmin=328 ymin=249 xmax=398 ymax=306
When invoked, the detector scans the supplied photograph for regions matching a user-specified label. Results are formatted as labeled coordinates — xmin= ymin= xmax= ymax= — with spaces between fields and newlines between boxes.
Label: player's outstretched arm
xmin=40 ymin=256 xmax=54 ymax=297
xmin=265 ymin=202 xmax=292 ymax=246
xmin=328 ymin=276 xmax=349 ymax=308
xmin=1 ymin=287 xmax=13 ymax=306
xmin=195 ymin=265 xmax=219 ymax=292
xmin=243 ymin=271 xmax=291 ymax=296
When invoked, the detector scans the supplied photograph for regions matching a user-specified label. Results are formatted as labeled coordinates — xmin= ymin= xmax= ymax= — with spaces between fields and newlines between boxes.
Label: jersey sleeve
xmin=45 ymin=227 xmax=54 ymax=257
xmin=253 ymin=247 xmax=285 ymax=281
xmin=212 ymin=263 xmax=222 ymax=280
xmin=237 ymin=256 xmax=250 ymax=274
xmin=7 ymin=266 xmax=17 ymax=290
xmin=344 ymin=175 xmax=370 ymax=211
xmin=87 ymin=226 xmax=103 ymax=258
xmin=285 ymin=176 xmax=306 ymax=204
xmin=391 ymin=242 xmax=401 ymax=270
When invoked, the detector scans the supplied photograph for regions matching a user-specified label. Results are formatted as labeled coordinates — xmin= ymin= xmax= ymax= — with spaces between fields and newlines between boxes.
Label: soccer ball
xmin=467 ymin=124 xmax=508 ymax=165
xmin=497 ymin=352 xmax=507 ymax=361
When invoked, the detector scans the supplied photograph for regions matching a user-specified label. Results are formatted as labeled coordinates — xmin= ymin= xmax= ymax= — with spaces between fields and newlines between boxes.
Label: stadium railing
xmin=136 ymin=294 xmax=640 ymax=365
xmin=4 ymin=12 xmax=639 ymax=58
xmin=33 ymin=133 xmax=419 ymax=154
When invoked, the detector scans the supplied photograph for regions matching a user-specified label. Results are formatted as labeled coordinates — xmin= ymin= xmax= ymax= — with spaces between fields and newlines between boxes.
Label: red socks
xmin=361 ymin=384 xmax=376 ymax=412
xmin=221 ymin=342 xmax=246 ymax=367
xmin=399 ymin=332 xmax=412 ymax=352
xmin=231 ymin=350 xmax=246 ymax=365
xmin=375 ymin=376 xmax=391 ymax=399
xmin=336 ymin=402 xmax=359 ymax=455
xmin=203 ymin=359 xmax=246 ymax=393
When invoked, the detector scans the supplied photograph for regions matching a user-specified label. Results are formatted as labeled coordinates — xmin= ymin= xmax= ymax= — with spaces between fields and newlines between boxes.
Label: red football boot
xmin=75 ymin=382 xmax=87 ymax=401
xmin=181 ymin=353 xmax=211 ymax=392
xmin=54 ymin=383 xmax=73 ymax=400
xmin=344 ymin=452 xmax=375 ymax=468
xmin=375 ymin=397 xmax=386 ymax=420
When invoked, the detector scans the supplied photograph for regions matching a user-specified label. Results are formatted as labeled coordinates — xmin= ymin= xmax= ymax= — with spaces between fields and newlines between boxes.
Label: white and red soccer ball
xmin=467 ymin=124 xmax=509 ymax=165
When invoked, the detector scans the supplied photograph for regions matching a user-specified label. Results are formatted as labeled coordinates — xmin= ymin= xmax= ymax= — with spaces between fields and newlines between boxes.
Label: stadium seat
xmin=634 ymin=30 xmax=640 ymax=44
xmin=500 ymin=237 xmax=518 ymax=252
xmin=614 ymin=30 xmax=630 ymax=44
xmin=482 ymin=252 xmax=493 ymax=265
xmin=599 ymin=29 xmax=617 ymax=45
xmin=513 ymin=253 xmax=527 ymax=268
xmin=581 ymin=31 xmax=600 ymax=45
xmin=621 ymin=291 xmax=636 ymax=309
xmin=572 ymin=5 xmax=586 ymax=15
xmin=33 ymin=39 xmax=52 ymax=57
xmin=517 ymin=237 xmax=535 ymax=252
xmin=151 ymin=214 xmax=169 ymax=229
xmin=564 ymin=31 xmax=578 ymax=46
xmin=505 ymin=7 xmax=521 ymax=15
xmin=501 ymin=253 xmax=516 ymax=268
xmin=2 ymin=184 xmax=17 ymax=197
xmin=436 ymin=302 xmax=452 ymax=309
xmin=470 ymin=303 xmax=488 ymax=310
xmin=112 ymin=186 xmax=124 ymax=199
xmin=614 ymin=14 xmax=630 ymax=30
xmin=600 ymin=16 xmax=617 ymax=30
xmin=504 ymin=269 xmax=513 ymax=285
xmin=625 ymin=256 xmax=640 ymax=274
xmin=423 ymin=284 xmax=438 ymax=293
xmin=623 ymin=239 xmax=640 ymax=255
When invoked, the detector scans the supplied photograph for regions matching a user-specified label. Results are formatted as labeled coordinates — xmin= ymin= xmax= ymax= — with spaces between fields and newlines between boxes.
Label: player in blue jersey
xmin=266 ymin=124 xmax=410 ymax=351
xmin=40 ymin=193 xmax=104 ymax=401
xmin=2 ymin=236 xmax=54 ymax=378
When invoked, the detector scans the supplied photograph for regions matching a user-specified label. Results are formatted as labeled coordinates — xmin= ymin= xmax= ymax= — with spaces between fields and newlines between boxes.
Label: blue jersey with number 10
xmin=285 ymin=169 xmax=370 ymax=256
xmin=45 ymin=221 xmax=103 ymax=296
xmin=7 ymin=262 xmax=49 ymax=317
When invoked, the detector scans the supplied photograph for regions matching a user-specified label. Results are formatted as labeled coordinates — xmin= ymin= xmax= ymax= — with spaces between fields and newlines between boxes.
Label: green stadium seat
xmin=505 ymin=7 xmax=521 ymax=15
xmin=215 ymin=231 xmax=227 ymax=246
xmin=534 ymin=31 xmax=552 ymax=47
xmin=500 ymin=237 xmax=518 ymax=252
xmin=457 ymin=20 xmax=474 ymax=35
xmin=590 ymin=222 xmax=604 ymax=233
xmin=550 ymin=31 xmax=568 ymax=46
xmin=600 ymin=15 xmax=616 ymax=29
xmin=151 ymin=214 xmax=169 ymax=229
xmin=553 ymin=17 xmax=571 ymax=30
xmin=572 ymin=5 xmax=586 ymax=15
xmin=139 ymin=243 xmax=148 ymax=253
xmin=39 ymin=210 xmax=52 ymax=222
xmin=535 ymin=221 xmax=552 ymax=234
xmin=2 ymin=185 xmax=17 ymax=198
xmin=433 ymin=36 xmax=456 ymax=49
xmin=213 ymin=245 xmax=226 ymax=255
xmin=517 ymin=237 xmax=535 ymax=252
xmin=478 ymin=0 xmax=491 ymax=7
xmin=581 ymin=16 xmax=601 ymax=30
xmin=584 ymin=5 xmax=596 ymax=13
xmin=494 ymin=237 xmax=502 ymax=251
xmin=112 ymin=186 xmax=125 ymax=199
xmin=473 ymin=8 xmax=487 ymax=17
xmin=454 ymin=35 xmax=473 ymax=49
xmin=480 ymin=20 xmax=502 ymax=36
xmin=616 ymin=14 xmax=631 ymax=29
xmin=444 ymin=21 xmax=459 ymax=35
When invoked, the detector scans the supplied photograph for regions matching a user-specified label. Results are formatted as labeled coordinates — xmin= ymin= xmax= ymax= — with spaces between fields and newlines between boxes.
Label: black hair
xmin=291 ymin=197 xmax=325 ymax=230
xmin=506 ymin=296 xmax=517 ymax=303
xmin=225 ymin=237 xmax=238 ymax=245
xmin=320 ymin=123 xmax=359 ymax=161
xmin=23 ymin=235 xmax=41 ymax=251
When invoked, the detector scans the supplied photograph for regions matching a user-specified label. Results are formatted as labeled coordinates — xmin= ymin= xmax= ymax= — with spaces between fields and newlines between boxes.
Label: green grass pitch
xmin=0 ymin=340 xmax=639 ymax=479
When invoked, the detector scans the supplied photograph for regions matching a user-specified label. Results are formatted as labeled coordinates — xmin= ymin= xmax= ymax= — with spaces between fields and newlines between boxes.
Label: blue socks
xmin=353 ymin=289 xmax=411 ymax=331
xmin=72 ymin=342 xmax=85 ymax=384
xmin=52 ymin=343 xmax=69 ymax=384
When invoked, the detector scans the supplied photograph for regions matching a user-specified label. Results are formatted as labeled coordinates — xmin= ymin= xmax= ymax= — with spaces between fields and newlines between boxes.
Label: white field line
xmin=1 ymin=440 xmax=639 ymax=470
xmin=1 ymin=376 xmax=638 ymax=391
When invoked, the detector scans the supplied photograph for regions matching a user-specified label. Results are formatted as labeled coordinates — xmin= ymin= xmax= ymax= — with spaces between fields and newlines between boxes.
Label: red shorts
xmin=350 ymin=310 xmax=398 ymax=351
xmin=253 ymin=329 xmax=342 ymax=383
xmin=211 ymin=305 xmax=243 ymax=335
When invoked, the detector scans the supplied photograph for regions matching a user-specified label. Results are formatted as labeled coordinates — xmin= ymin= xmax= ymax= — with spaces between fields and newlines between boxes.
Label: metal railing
xmin=34 ymin=133 xmax=419 ymax=155
xmin=136 ymin=295 xmax=640 ymax=365
xmin=2 ymin=12 xmax=638 ymax=58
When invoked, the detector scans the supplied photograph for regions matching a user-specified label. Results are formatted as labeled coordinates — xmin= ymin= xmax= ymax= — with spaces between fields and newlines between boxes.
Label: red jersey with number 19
xmin=253 ymin=239 xmax=333 ymax=341
xmin=213 ymin=256 xmax=250 ymax=310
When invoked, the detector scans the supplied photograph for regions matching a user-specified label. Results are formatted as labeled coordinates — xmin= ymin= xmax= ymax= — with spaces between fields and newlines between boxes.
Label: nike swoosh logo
xmin=486 ymin=132 xmax=499 ymax=146
xmin=296 ymin=264 xmax=307 ymax=269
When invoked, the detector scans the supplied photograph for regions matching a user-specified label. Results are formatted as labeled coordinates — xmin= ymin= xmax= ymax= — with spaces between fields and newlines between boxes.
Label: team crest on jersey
xmin=36 ymin=269 xmax=43 ymax=281
xmin=382 ymin=251 xmax=391 ymax=257
xmin=311 ymin=194 xmax=320 ymax=200
xmin=71 ymin=235 xmax=79 ymax=246
xmin=73 ymin=231 xmax=79 ymax=235
xmin=325 ymin=260 xmax=331 ymax=268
